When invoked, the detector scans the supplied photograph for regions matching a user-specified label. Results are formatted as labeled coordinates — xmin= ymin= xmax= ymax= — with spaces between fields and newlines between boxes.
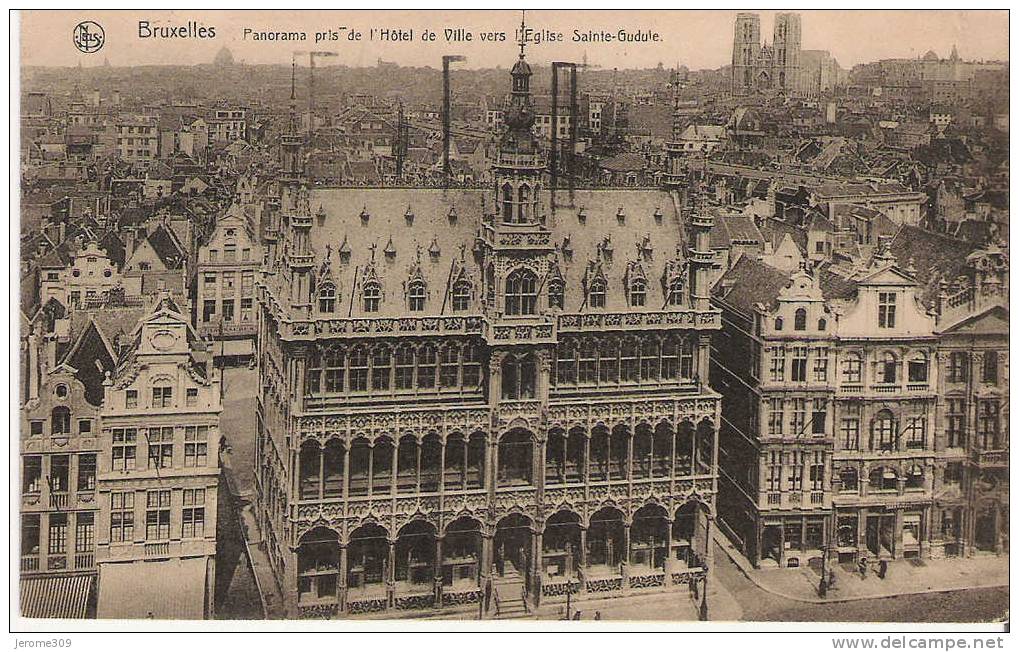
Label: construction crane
xmin=293 ymin=50 xmax=338 ymax=133
xmin=550 ymin=61 xmax=599 ymax=209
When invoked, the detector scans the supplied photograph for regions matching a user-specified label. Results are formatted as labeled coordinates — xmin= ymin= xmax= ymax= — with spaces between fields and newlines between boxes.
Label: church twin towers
xmin=731 ymin=12 xmax=802 ymax=96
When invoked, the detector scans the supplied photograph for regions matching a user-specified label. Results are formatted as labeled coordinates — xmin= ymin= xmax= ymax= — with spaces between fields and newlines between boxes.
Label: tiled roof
xmin=889 ymin=224 xmax=977 ymax=305
xmin=307 ymin=188 xmax=684 ymax=316
xmin=712 ymin=255 xmax=791 ymax=315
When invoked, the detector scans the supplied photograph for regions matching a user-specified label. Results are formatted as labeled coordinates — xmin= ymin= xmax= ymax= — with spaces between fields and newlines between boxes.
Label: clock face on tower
xmin=149 ymin=329 xmax=178 ymax=352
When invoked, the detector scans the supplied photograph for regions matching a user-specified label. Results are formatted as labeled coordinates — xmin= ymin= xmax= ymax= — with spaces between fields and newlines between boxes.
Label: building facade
xmin=255 ymin=44 xmax=722 ymax=618
xmin=934 ymin=246 xmax=1009 ymax=555
xmin=19 ymin=320 xmax=101 ymax=618
xmin=714 ymin=245 xmax=950 ymax=569
xmin=94 ymin=295 xmax=221 ymax=619
xmin=196 ymin=203 xmax=261 ymax=361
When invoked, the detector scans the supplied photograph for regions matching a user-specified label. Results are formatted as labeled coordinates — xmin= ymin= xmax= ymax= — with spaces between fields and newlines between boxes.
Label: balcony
xmin=144 ymin=542 xmax=170 ymax=558
xmin=838 ymin=384 xmax=863 ymax=395
xmin=810 ymin=491 xmax=824 ymax=505
xmin=74 ymin=553 xmax=95 ymax=570
xmin=20 ymin=556 xmax=40 ymax=572
xmin=972 ymin=449 xmax=1008 ymax=467
xmin=49 ymin=492 xmax=69 ymax=509
xmin=905 ymin=383 xmax=929 ymax=392
xmin=873 ymin=384 xmax=898 ymax=394
xmin=766 ymin=492 xmax=781 ymax=505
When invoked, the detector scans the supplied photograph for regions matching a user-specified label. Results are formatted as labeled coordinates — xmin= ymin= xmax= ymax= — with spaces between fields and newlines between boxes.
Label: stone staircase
xmin=491 ymin=563 xmax=529 ymax=619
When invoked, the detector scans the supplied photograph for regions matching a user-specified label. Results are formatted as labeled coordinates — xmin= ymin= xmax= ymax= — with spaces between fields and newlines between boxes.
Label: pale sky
xmin=19 ymin=10 xmax=1009 ymax=71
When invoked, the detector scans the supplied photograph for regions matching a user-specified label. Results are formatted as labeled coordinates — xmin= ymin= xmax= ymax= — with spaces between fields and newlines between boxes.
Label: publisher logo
xmin=73 ymin=21 xmax=105 ymax=53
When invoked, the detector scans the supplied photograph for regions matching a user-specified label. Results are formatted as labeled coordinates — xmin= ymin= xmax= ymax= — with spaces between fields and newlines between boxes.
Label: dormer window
xmin=318 ymin=284 xmax=336 ymax=313
xmin=363 ymin=282 xmax=381 ymax=313
xmin=548 ymin=280 xmax=565 ymax=310
xmin=451 ymin=280 xmax=471 ymax=312
xmin=794 ymin=308 xmax=807 ymax=331
xmin=588 ymin=279 xmax=607 ymax=309
xmin=408 ymin=280 xmax=426 ymax=312
xmin=667 ymin=279 xmax=684 ymax=306
xmin=629 ymin=279 xmax=647 ymax=307
xmin=505 ymin=268 xmax=538 ymax=316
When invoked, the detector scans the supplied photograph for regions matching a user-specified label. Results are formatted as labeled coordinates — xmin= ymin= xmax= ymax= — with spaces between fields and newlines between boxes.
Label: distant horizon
xmin=19 ymin=10 xmax=1010 ymax=71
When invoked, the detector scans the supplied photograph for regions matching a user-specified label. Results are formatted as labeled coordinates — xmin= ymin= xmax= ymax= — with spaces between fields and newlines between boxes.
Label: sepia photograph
xmin=9 ymin=6 xmax=1011 ymax=638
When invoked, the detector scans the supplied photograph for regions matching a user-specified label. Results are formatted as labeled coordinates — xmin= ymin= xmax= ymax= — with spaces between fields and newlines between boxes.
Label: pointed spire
xmin=288 ymin=56 xmax=297 ymax=133
xmin=518 ymin=9 xmax=527 ymax=59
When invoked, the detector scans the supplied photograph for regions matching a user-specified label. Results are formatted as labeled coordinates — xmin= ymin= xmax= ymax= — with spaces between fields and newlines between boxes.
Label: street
xmin=711 ymin=540 xmax=1010 ymax=623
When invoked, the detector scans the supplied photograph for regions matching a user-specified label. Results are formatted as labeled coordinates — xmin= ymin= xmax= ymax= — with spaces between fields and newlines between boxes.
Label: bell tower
xmin=492 ymin=15 xmax=544 ymax=227
xmin=732 ymin=13 xmax=761 ymax=96
xmin=280 ymin=58 xmax=314 ymax=317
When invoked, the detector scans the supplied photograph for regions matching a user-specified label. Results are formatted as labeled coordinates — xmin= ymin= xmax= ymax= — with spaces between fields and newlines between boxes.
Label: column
xmin=625 ymin=427 xmax=634 ymax=481
xmin=342 ymin=444 xmax=350 ymax=502
xmin=284 ymin=545 xmax=299 ymax=616
xmin=390 ymin=443 xmax=398 ymax=496
xmin=433 ymin=536 xmax=444 ymax=608
xmin=663 ymin=518 xmax=674 ymax=585
xmin=583 ymin=433 xmax=591 ymax=483
xmin=621 ymin=521 xmax=631 ymax=590
xmin=367 ymin=443 xmax=375 ymax=498
xmin=387 ymin=539 xmax=396 ymax=607
xmin=579 ymin=527 xmax=588 ymax=593
xmin=318 ymin=446 xmax=325 ymax=500
xmin=532 ymin=527 xmax=544 ymax=607
xmin=339 ymin=544 xmax=348 ymax=613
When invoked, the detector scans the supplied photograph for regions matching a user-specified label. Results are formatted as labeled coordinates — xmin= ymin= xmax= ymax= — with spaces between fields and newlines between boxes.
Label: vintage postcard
xmin=12 ymin=8 xmax=1009 ymax=635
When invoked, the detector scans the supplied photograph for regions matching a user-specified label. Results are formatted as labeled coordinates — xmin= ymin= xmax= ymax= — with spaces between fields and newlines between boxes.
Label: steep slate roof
xmin=145 ymin=224 xmax=186 ymax=269
xmin=888 ymin=225 xmax=978 ymax=306
xmin=308 ymin=188 xmax=683 ymax=316
xmin=712 ymin=255 xmax=791 ymax=315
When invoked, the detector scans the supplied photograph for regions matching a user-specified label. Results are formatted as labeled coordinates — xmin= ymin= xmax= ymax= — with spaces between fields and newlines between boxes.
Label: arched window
xmin=451 ymin=280 xmax=471 ymax=312
xmin=878 ymin=351 xmax=898 ymax=385
xmin=318 ymin=283 xmax=336 ymax=313
xmin=518 ymin=184 xmax=531 ymax=222
xmin=547 ymin=280 xmax=565 ymax=310
xmin=818 ymin=317 xmax=827 ymax=330
xmin=501 ymin=183 xmax=513 ymax=222
xmin=408 ymin=280 xmax=426 ymax=312
xmin=501 ymin=353 xmax=537 ymax=400
xmin=363 ymin=281 xmax=381 ymax=313
xmin=51 ymin=406 xmax=71 ymax=435
xmin=505 ymin=268 xmax=538 ymax=316
xmin=873 ymin=409 xmax=896 ymax=451
xmin=348 ymin=346 xmax=369 ymax=392
xmin=774 ymin=317 xmax=784 ymax=331
xmin=794 ymin=308 xmax=807 ymax=331
xmin=907 ymin=352 xmax=929 ymax=384
xmin=629 ymin=279 xmax=647 ymax=307
xmin=588 ymin=278 xmax=607 ymax=309
xmin=667 ymin=278 xmax=684 ymax=306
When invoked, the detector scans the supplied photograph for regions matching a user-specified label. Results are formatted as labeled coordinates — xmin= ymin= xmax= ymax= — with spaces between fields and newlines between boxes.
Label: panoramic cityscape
xmin=17 ymin=10 xmax=1008 ymax=623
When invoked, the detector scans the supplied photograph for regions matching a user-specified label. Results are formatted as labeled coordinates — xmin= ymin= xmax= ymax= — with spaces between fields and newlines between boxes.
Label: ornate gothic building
xmin=254 ymin=42 xmax=722 ymax=618
xmin=731 ymin=12 xmax=802 ymax=97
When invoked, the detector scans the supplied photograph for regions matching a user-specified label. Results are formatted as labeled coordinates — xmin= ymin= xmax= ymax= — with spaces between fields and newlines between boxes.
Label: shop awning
xmin=97 ymin=557 xmax=208 ymax=620
xmin=21 ymin=574 xmax=94 ymax=619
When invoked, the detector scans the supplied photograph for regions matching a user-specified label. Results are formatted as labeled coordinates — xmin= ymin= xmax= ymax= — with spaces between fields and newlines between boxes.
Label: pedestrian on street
xmin=818 ymin=576 xmax=828 ymax=598
xmin=878 ymin=559 xmax=888 ymax=580
xmin=858 ymin=557 xmax=868 ymax=580
xmin=594 ymin=611 xmax=602 ymax=620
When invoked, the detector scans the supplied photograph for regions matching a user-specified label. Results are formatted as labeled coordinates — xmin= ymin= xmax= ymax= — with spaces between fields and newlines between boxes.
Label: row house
xmin=196 ymin=202 xmax=261 ymax=362
xmin=934 ymin=246 xmax=1009 ymax=555
xmin=19 ymin=320 xmax=104 ymax=618
xmin=254 ymin=43 xmax=722 ymax=619
xmin=714 ymin=242 xmax=947 ymax=569
xmin=115 ymin=115 xmax=159 ymax=166
xmin=94 ymin=294 xmax=222 ymax=619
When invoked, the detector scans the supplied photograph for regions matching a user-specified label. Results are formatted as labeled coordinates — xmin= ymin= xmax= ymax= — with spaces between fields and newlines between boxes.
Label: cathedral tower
xmin=773 ymin=12 xmax=802 ymax=93
xmin=732 ymin=13 xmax=761 ymax=96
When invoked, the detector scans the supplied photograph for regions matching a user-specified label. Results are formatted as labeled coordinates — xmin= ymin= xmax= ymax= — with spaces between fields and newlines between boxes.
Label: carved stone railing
xmin=973 ymin=449 xmax=1008 ymax=467
xmin=287 ymin=315 xmax=485 ymax=339
xmin=558 ymin=310 xmax=719 ymax=333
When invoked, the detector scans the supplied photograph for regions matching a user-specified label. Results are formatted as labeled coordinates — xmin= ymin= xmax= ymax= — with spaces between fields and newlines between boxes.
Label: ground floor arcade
xmin=287 ymin=500 xmax=713 ymax=618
